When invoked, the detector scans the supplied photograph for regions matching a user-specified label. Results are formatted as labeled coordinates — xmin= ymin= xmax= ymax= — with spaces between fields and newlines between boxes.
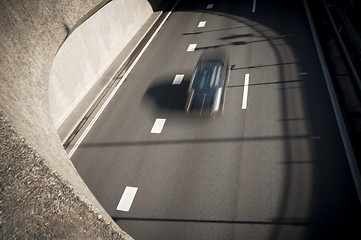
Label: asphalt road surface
xmin=71 ymin=0 xmax=361 ymax=239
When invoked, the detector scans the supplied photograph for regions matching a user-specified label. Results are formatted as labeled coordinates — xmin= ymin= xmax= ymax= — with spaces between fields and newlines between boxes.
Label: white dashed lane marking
xmin=242 ymin=74 xmax=250 ymax=109
xmin=198 ymin=21 xmax=206 ymax=28
xmin=172 ymin=74 xmax=184 ymax=85
xmin=151 ymin=118 xmax=166 ymax=133
xmin=116 ymin=186 xmax=138 ymax=212
xmin=187 ymin=44 xmax=197 ymax=52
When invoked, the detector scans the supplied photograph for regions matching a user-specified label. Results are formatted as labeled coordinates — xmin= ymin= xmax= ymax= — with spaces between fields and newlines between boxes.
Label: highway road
xmin=71 ymin=0 xmax=361 ymax=239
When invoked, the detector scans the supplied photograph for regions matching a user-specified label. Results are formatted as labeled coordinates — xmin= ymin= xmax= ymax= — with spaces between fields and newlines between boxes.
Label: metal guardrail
xmin=322 ymin=0 xmax=361 ymax=98
xmin=304 ymin=0 xmax=361 ymax=204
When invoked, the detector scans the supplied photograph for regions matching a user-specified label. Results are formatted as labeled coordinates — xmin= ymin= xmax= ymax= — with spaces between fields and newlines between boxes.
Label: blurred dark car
xmin=185 ymin=50 xmax=229 ymax=116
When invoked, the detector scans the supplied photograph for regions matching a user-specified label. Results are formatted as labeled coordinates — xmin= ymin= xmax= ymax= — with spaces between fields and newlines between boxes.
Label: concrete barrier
xmin=0 ymin=0 xmax=162 ymax=238
xmin=49 ymin=0 xmax=154 ymax=129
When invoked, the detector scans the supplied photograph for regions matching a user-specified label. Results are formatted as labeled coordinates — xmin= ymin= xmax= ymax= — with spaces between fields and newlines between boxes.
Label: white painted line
xmin=187 ymin=44 xmax=197 ymax=52
xmin=67 ymin=0 xmax=181 ymax=158
xmin=172 ymin=74 xmax=184 ymax=85
xmin=206 ymin=4 xmax=214 ymax=9
xmin=242 ymin=74 xmax=250 ymax=109
xmin=252 ymin=0 xmax=257 ymax=13
xmin=116 ymin=186 xmax=138 ymax=212
xmin=198 ymin=21 xmax=206 ymax=28
xmin=151 ymin=118 xmax=166 ymax=133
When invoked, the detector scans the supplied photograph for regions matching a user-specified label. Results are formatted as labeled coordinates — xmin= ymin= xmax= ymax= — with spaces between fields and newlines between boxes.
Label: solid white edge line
xmin=116 ymin=186 xmax=138 ymax=212
xmin=303 ymin=0 xmax=361 ymax=202
xmin=172 ymin=74 xmax=184 ymax=85
xmin=151 ymin=118 xmax=166 ymax=134
xmin=68 ymin=0 xmax=180 ymax=158
xmin=252 ymin=0 xmax=257 ymax=13
xmin=242 ymin=74 xmax=250 ymax=109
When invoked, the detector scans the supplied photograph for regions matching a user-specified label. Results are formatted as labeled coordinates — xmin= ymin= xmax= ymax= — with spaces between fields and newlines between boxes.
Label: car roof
xmin=191 ymin=61 xmax=224 ymax=92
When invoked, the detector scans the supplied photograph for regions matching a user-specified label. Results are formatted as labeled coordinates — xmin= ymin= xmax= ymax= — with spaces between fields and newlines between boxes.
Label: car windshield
xmin=191 ymin=61 xmax=223 ymax=93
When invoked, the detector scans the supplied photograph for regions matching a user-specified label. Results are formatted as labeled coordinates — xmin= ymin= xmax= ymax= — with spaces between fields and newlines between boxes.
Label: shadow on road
xmin=143 ymin=76 xmax=190 ymax=111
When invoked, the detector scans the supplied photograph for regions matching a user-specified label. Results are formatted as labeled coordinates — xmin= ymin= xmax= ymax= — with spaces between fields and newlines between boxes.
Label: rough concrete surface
xmin=0 ymin=113 xmax=132 ymax=239
xmin=0 ymin=0 xmax=162 ymax=238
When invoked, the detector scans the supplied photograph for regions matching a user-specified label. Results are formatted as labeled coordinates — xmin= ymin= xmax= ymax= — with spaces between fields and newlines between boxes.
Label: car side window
xmin=214 ymin=65 xmax=222 ymax=88
xmin=198 ymin=68 xmax=207 ymax=90
xmin=191 ymin=62 xmax=225 ymax=92
xmin=189 ymin=67 xmax=198 ymax=91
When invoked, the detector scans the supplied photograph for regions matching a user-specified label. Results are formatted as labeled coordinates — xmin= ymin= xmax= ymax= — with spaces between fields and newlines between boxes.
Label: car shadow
xmin=143 ymin=76 xmax=190 ymax=112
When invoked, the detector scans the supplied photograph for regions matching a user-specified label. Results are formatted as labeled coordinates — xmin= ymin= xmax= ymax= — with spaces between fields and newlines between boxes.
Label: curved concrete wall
xmin=0 ymin=0 xmax=161 ymax=238
xmin=50 ymin=0 xmax=153 ymax=128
